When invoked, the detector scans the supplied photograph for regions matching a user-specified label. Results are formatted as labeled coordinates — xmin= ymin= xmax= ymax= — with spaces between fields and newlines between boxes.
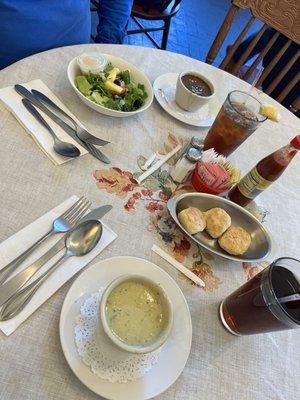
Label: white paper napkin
xmin=0 ymin=195 xmax=117 ymax=336
xmin=0 ymin=79 xmax=88 ymax=165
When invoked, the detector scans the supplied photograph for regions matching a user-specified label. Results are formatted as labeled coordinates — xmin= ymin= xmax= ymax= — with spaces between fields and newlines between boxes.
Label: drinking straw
xmin=152 ymin=244 xmax=205 ymax=287
xmin=137 ymin=144 xmax=182 ymax=184
xmin=141 ymin=152 xmax=157 ymax=171
xmin=278 ymin=293 xmax=300 ymax=304
xmin=243 ymin=67 xmax=265 ymax=107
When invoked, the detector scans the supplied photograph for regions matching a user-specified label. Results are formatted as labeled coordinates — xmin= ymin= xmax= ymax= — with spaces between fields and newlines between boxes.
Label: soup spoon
xmin=0 ymin=219 xmax=102 ymax=321
xmin=22 ymin=98 xmax=80 ymax=158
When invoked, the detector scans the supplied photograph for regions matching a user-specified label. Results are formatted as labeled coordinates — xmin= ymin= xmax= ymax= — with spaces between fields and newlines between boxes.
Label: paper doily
xmin=74 ymin=290 xmax=161 ymax=383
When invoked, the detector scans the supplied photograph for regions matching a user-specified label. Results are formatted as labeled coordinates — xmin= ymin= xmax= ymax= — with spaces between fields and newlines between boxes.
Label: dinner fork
xmin=31 ymin=89 xmax=110 ymax=146
xmin=0 ymin=196 xmax=91 ymax=285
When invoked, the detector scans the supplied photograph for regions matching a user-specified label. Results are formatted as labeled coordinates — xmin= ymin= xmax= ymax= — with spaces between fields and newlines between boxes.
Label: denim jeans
xmin=96 ymin=0 xmax=169 ymax=44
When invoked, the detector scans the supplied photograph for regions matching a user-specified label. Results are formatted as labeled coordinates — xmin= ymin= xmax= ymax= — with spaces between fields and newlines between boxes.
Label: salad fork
xmin=0 ymin=196 xmax=91 ymax=285
xmin=31 ymin=89 xmax=110 ymax=146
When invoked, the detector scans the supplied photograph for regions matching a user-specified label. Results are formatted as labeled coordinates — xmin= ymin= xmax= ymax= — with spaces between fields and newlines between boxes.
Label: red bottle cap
xmin=290 ymin=135 xmax=300 ymax=150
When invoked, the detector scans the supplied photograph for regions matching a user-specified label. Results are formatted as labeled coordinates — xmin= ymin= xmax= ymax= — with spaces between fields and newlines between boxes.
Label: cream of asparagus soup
xmin=105 ymin=280 xmax=165 ymax=345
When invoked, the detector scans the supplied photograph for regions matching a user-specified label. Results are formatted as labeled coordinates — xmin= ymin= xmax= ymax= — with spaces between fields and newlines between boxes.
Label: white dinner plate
xmin=153 ymin=72 xmax=221 ymax=127
xmin=60 ymin=256 xmax=192 ymax=400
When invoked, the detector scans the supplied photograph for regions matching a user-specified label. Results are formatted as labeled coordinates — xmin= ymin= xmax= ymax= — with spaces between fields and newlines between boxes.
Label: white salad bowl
xmin=100 ymin=274 xmax=173 ymax=354
xmin=67 ymin=54 xmax=154 ymax=117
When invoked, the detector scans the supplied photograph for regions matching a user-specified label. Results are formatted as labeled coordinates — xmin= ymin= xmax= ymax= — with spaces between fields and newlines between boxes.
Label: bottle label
xmin=237 ymin=167 xmax=272 ymax=199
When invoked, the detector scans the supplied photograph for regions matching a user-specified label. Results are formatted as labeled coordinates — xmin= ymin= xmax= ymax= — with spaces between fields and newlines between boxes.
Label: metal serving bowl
xmin=167 ymin=193 xmax=272 ymax=262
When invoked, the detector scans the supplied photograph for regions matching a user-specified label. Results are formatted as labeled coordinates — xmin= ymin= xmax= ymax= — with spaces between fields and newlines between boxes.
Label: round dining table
xmin=0 ymin=44 xmax=299 ymax=400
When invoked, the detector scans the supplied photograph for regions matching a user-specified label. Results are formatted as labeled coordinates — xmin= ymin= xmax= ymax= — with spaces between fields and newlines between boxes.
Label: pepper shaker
xmin=176 ymin=135 xmax=204 ymax=161
xmin=170 ymin=147 xmax=202 ymax=183
xmin=190 ymin=136 xmax=204 ymax=151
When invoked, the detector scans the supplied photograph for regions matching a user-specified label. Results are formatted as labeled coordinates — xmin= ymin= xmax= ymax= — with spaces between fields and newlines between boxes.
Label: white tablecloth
xmin=0 ymin=44 xmax=299 ymax=400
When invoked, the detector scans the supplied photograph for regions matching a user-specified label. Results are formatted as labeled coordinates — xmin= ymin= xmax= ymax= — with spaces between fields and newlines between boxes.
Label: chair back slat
xmin=232 ymin=0 xmax=300 ymax=44
xmin=265 ymin=49 xmax=300 ymax=95
xmin=277 ymin=72 xmax=300 ymax=103
xmin=241 ymin=31 xmax=280 ymax=81
xmin=171 ymin=0 xmax=182 ymax=12
xmin=230 ymin=24 xmax=267 ymax=75
xmin=206 ymin=5 xmax=239 ymax=65
xmin=206 ymin=1 xmax=300 ymax=109
xmin=289 ymin=96 xmax=300 ymax=114
xmin=219 ymin=16 xmax=255 ymax=70
xmin=256 ymin=39 xmax=292 ymax=87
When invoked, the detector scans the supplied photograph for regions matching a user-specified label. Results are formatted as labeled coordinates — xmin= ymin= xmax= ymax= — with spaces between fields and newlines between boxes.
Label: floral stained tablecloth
xmin=93 ymin=132 xmax=265 ymax=291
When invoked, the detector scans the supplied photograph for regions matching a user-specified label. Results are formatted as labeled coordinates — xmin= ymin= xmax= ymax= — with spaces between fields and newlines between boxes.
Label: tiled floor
xmin=91 ymin=0 xmax=263 ymax=65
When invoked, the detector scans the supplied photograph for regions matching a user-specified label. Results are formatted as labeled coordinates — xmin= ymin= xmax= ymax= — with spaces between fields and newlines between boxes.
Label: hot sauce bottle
xmin=228 ymin=135 xmax=300 ymax=206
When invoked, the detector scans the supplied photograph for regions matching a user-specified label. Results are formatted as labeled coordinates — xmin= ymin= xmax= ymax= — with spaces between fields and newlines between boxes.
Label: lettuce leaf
xmin=119 ymin=70 xmax=130 ymax=85
xmin=75 ymin=76 xmax=92 ymax=96
xmin=76 ymin=66 xmax=148 ymax=111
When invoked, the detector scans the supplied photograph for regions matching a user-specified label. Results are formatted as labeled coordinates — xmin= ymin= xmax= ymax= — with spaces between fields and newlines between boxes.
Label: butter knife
xmin=14 ymin=85 xmax=110 ymax=164
xmin=0 ymin=204 xmax=112 ymax=307
xmin=31 ymin=89 xmax=109 ymax=146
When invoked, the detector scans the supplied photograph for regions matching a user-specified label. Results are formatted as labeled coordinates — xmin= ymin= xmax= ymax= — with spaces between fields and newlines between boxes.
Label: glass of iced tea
xmin=203 ymin=90 xmax=267 ymax=156
xmin=220 ymin=257 xmax=300 ymax=335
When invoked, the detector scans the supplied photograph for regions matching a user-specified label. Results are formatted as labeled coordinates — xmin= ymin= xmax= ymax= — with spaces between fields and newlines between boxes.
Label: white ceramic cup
xmin=100 ymin=274 xmax=173 ymax=354
xmin=175 ymin=71 xmax=215 ymax=112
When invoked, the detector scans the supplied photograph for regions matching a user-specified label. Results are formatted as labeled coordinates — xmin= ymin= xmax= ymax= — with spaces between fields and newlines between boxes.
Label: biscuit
xmin=218 ymin=226 xmax=251 ymax=255
xmin=205 ymin=207 xmax=231 ymax=238
xmin=178 ymin=207 xmax=206 ymax=235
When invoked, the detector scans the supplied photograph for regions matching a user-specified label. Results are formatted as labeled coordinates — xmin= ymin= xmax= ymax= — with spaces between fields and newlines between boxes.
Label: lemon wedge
xmin=260 ymin=104 xmax=281 ymax=122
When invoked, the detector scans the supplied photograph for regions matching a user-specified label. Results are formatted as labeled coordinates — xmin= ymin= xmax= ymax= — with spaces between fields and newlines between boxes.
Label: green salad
xmin=75 ymin=62 xmax=148 ymax=112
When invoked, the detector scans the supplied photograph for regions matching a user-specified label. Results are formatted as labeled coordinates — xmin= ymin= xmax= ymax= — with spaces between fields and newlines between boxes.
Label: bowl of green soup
xmin=100 ymin=274 xmax=173 ymax=354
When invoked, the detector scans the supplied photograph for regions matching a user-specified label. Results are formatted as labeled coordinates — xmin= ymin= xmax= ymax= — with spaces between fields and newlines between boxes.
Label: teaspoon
xmin=22 ymin=98 xmax=80 ymax=158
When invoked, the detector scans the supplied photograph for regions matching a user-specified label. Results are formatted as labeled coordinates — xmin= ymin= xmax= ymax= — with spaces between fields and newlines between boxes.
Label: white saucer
xmin=60 ymin=256 xmax=192 ymax=400
xmin=153 ymin=72 xmax=221 ymax=127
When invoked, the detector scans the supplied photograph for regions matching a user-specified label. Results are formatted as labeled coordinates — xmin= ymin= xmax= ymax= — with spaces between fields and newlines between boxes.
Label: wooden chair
xmin=206 ymin=0 xmax=300 ymax=111
xmin=290 ymin=97 xmax=300 ymax=115
xmin=90 ymin=0 xmax=98 ymax=12
xmin=127 ymin=0 xmax=182 ymax=50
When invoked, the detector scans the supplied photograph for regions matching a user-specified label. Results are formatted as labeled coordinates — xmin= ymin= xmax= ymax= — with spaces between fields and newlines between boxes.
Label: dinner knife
xmin=31 ymin=89 xmax=110 ymax=146
xmin=14 ymin=85 xmax=110 ymax=164
xmin=0 ymin=204 xmax=112 ymax=307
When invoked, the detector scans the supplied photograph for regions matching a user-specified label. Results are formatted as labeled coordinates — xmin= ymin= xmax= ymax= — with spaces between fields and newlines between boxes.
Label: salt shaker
xmin=177 ymin=135 xmax=204 ymax=161
xmin=170 ymin=147 xmax=202 ymax=183
xmin=190 ymin=136 xmax=204 ymax=151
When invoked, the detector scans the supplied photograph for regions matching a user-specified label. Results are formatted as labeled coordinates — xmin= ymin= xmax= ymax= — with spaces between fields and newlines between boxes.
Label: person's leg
xmin=96 ymin=0 xmax=134 ymax=44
